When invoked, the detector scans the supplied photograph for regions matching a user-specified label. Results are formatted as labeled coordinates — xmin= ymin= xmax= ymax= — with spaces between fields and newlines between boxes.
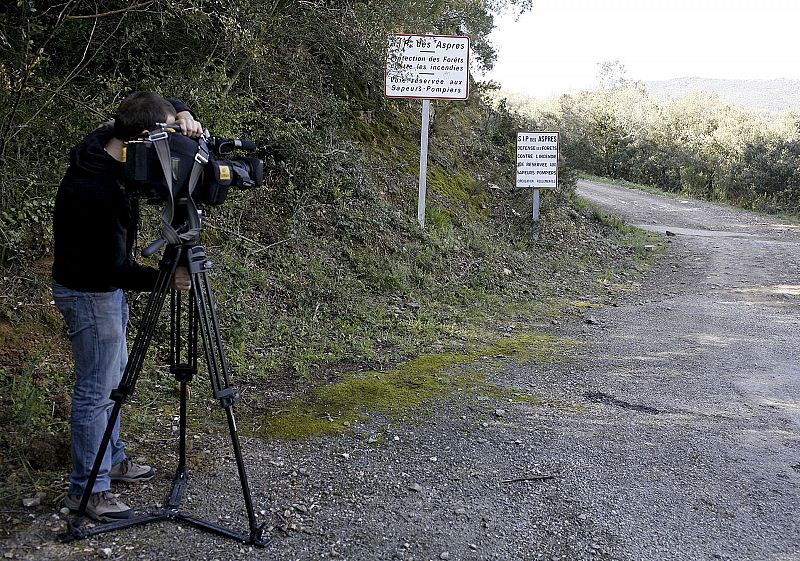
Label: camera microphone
xmin=231 ymin=139 xmax=257 ymax=151
xmin=209 ymin=137 xmax=257 ymax=155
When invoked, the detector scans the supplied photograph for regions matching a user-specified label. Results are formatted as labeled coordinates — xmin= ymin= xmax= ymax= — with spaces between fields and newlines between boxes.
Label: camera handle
xmin=64 ymin=242 xmax=269 ymax=547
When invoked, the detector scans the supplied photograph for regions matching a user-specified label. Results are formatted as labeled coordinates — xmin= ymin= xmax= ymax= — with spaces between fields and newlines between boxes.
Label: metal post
xmin=532 ymin=188 xmax=540 ymax=241
xmin=417 ymin=99 xmax=431 ymax=228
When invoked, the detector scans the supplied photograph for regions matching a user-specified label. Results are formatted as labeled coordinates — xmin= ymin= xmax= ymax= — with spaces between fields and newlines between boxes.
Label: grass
xmin=776 ymin=211 xmax=800 ymax=224
xmin=0 ymin=196 xmax=657 ymax=507
xmin=572 ymin=195 xmax=665 ymax=267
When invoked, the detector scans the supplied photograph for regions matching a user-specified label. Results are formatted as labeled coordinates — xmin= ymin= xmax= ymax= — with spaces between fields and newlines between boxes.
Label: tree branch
xmin=64 ymin=1 xmax=155 ymax=20
xmin=0 ymin=0 xmax=78 ymax=164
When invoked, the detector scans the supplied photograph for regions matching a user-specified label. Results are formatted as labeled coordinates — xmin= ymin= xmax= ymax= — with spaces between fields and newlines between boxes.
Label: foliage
xmin=503 ymin=74 xmax=800 ymax=213
xmin=0 ymin=0 xmax=539 ymax=262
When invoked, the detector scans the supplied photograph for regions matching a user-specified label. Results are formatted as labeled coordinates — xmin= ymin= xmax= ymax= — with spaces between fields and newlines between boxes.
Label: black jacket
xmin=52 ymin=99 xmax=191 ymax=292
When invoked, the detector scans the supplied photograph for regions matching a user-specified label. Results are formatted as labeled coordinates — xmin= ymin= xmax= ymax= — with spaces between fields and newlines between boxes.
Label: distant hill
xmin=644 ymin=78 xmax=800 ymax=113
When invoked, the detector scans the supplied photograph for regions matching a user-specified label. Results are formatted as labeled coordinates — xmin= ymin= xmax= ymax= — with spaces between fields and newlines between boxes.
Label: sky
xmin=484 ymin=0 xmax=800 ymax=98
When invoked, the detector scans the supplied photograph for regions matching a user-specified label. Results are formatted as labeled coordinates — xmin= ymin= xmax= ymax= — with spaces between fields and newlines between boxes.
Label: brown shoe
xmin=64 ymin=491 xmax=133 ymax=522
xmin=110 ymin=459 xmax=156 ymax=483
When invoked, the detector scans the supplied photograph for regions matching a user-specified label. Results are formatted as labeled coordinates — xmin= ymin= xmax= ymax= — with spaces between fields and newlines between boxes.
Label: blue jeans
xmin=53 ymin=282 xmax=129 ymax=496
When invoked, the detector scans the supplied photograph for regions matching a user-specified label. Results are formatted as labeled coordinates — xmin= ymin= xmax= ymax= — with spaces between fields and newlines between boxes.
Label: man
xmin=52 ymin=92 xmax=200 ymax=521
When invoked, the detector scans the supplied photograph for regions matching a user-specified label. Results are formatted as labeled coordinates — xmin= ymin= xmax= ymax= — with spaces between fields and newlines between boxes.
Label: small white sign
xmin=516 ymin=132 xmax=559 ymax=189
xmin=385 ymin=34 xmax=470 ymax=100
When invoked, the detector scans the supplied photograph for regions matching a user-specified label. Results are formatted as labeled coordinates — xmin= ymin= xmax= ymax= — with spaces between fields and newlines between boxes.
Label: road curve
xmin=570 ymin=178 xmax=800 ymax=559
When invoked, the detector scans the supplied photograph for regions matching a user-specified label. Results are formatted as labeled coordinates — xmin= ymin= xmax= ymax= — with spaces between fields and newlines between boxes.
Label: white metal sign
xmin=385 ymin=34 xmax=470 ymax=100
xmin=516 ymin=132 xmax=559 ymax=189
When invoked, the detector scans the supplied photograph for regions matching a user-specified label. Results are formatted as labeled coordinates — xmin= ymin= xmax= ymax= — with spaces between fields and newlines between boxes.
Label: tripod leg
xmin=186 ymin=245 xmax=264 ymax=543
xmin=71 ymin=247 xmax=182 ymax=523
xmin=166 ymin=287 xmax=197 ymax=508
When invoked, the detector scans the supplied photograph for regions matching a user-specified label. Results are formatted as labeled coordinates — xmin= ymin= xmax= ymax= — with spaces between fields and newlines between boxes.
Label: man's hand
xmin=173 ymin=266 xmax=192 ymax=291
xmin=175 ymin=111 xmax=203 ymax=138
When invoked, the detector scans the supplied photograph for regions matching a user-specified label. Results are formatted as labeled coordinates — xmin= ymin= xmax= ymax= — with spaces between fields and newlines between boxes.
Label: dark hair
xmin=112 ymin=92 xmax=176 ymax=140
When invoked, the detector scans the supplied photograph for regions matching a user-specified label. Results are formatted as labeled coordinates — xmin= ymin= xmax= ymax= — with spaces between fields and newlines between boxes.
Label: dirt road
xmin=6 ymin=179 xmax=800 ymax=560
xmin=570 ymin=179 xmax=800 ymax=559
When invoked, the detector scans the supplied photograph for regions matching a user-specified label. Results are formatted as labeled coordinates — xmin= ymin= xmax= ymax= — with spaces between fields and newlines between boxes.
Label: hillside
xmin=0 ymin=2 xmax=657 ymax=512
xmin=643 ymin=77 xmax=800 ymax=113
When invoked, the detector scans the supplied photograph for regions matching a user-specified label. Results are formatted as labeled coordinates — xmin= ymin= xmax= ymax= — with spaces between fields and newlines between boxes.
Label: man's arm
xmin=110 ymin=259 xmax=190 ymax=292
xmin=166 ymin=98 xmax=203 ymax=138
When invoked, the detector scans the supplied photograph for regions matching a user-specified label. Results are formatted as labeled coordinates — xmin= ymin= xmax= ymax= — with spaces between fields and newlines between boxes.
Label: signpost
xmin=516 ymin=131 xmax=559 ymax=238
xmin=385 ymin=34 xmax=470 ymax=228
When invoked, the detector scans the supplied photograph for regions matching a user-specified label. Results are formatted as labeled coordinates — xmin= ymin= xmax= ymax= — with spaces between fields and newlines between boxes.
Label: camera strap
xmin=188 ymin=137 xmax=210 ymax=204
xmin=149 ymin=130 xmax=202 ymax=246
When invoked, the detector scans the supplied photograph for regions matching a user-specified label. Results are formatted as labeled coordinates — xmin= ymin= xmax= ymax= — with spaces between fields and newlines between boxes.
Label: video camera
xmin=121 ymin=124 xmax=264 ymax=255
xmin=121 ymin=124 xmax=263 ymax=206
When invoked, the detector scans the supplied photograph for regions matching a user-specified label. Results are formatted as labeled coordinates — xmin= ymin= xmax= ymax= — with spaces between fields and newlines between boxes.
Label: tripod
xmin=65 ymin=241 xmax=268 ymax=547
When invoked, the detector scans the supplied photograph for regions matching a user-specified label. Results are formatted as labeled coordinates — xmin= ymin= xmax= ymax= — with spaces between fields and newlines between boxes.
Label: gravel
xmin=3 ymin=179 xmax=799 ymax=560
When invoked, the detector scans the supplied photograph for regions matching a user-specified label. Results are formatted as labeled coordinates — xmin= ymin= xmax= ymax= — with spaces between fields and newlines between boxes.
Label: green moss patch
xmin=259 ymin=332 xmax=576 ymax=440
xmin=427 ymin=165 xmax=488 ymax=217
xmin=484 ymin=333 xmax=577 ymax=364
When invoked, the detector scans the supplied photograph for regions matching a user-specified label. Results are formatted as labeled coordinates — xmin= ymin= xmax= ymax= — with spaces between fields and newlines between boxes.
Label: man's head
xmin=112 ymin=92 xmax=176 ymax=140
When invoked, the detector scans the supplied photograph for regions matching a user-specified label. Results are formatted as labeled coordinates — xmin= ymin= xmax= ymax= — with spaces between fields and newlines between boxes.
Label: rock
xmin=585 ymin=316 xmax=600 ymax=325
xmin=665 ymin=230 xmax=677 ymax=236
xmin=494 ymin=409 xmax=506 ymax=417
xmin=22 ymin=492 xmax=45 ymax=508
xmin=409 ymin=483 xmax=423 ymax=493
xmin=469 ymin=543 xmax=478 ymax=550
xmin=454 ymin=507 xmax=467 ymax=515
xmin=98 ymin=548 xmax=113 ymax=559
xmin=440 ymin=552 xmax=451 ymax=560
